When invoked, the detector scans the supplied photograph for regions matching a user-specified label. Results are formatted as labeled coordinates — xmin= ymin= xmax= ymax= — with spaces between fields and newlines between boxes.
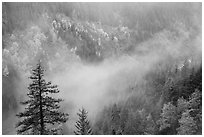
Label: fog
xmin=2 ymin=2 xmax=201 ymax=134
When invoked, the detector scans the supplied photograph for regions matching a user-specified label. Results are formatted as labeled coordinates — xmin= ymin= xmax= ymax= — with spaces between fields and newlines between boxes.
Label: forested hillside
xmin=2 ymin=3 xmax=202 ymax=135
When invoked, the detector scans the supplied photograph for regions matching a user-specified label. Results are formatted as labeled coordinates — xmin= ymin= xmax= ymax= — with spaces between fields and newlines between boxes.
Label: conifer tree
xmin=120 ymin=107 xmax=129 ymax=133
xmin=145 ymin=114 xmax=157 ymax=135
xmin=74 ymin=107 xmax=93 ymax=135
xmin=157 ymin=102 xmax=178 ymax=134
xmin=111 ymin=104 xmax=122 ymax=135
xmin=124 ymin=110 xmax=145 ymax=135
xmin=177 ymin=110 xmax=197 ymax=135
xmin=16 ymin=62 xmax=68 ymax=135
xmin=188 ymin=89 xmax=202 ymax=134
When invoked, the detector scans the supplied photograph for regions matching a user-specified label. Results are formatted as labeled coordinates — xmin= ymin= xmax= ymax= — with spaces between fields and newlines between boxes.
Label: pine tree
xmin=120 ymin=107 xmax=129 ymax=133
xmin=16 ymin=62 xmax=68 ymax=135
xmin=124 ymin=110 xmax=145 ymax=135
xmin=157 ymin=102 xmax=178 ymax=134
xmin=145 ymin=114 xmax=157 ymax=135
xmin=111 ymin=104 xmax=122 ymax=134
xmin=188 ymin=89 xmax=202 ymax=134
xmin=177 ymin=110 xmax=197 ymax=135
xmin=74 ymin=107 xmax=93 ymax=135
xmin=177 ymin=97 xmax=189 ymax=116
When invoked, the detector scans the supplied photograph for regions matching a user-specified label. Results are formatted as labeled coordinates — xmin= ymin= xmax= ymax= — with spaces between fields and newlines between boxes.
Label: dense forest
xmin=2 ymin=3 xmax=202 ymax=135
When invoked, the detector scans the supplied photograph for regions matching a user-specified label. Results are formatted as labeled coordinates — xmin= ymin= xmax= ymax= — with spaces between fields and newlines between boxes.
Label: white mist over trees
xmin=2 ymin=2 xmax=202 ymax=135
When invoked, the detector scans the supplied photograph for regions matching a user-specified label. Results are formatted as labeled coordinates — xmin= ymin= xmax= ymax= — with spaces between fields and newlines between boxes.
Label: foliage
xmin=2 ymin=3 xmax=201 ymax=135
xmin=111 ymin=104 xmax=122 ymax=134
xmin=16 ymin=62 xmax=68 ymax=135
xmin=157 ymin=102 xmax=177 ymax=134
xmin=93 ymin=63 xmax=202 ymax=135
xmin=145 ymin=114 xmax=157 ymax=135
xmin=74 ymin=107 xmax=93 ymax=135
xmin=177 ymin=110 xmax=197 ymax=135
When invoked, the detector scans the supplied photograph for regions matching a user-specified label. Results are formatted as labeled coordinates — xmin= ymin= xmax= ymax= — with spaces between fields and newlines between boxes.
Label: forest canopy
xmin=2 ymin=2 xmax=202 ymax=135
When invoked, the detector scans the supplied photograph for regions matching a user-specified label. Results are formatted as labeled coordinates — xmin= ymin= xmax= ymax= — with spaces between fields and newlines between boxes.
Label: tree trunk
xmin=38 ymin=69 xmax=44 ymax=135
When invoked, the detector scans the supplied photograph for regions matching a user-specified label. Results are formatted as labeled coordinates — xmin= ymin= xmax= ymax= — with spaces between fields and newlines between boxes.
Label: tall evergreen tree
xmin=111 ymin=104 xmax=122 ymax=135
xmin=177 ymin=110 xmax=197 ymax=135
xmin=74 ymin=107 xmax=93 ymax=135
xmin=145 ymin=113 xmax=157 ymax=135
xmin=120 ymin=107 xmax=129 ymax=133
xmin=157 ymin=102 xmax=178 ymax=134
xmin=16 ymin=62 xmax=68 ymax=135
xmin=124 ymin=110 xmax=145 ymax=135
xmin=188 ymin=89 xmax=202 ymax=134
